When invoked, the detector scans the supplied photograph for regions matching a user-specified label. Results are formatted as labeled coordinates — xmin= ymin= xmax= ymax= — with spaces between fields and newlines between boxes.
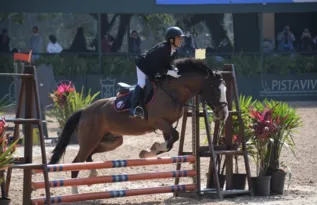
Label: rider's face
xmin=174 ymin=36 xmax=183 ymax=47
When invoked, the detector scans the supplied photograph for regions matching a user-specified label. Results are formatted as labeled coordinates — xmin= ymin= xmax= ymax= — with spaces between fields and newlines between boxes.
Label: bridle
xmin=205 ymin=79 xmax=228 ymax=116
xmin=155 ymin=73 xmax=228 ymax=128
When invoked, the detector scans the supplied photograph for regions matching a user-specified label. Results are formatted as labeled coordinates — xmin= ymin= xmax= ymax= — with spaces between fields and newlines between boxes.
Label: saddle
xmin=113 ymin=80 xmax=156 ymax=112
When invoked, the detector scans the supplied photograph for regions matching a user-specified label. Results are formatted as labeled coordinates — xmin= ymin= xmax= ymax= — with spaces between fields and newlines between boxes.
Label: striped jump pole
xmin=31 ymin=184 xmax=196 ymax=205
xmin=33 ymin=155 xmax=195 ymax=173
xmin=32 ymin=170 xmax=197 ymax=190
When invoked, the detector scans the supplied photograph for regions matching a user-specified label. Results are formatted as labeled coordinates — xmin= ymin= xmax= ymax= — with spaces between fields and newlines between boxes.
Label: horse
xmin=48 ymin=57 xmax=229 ymax=194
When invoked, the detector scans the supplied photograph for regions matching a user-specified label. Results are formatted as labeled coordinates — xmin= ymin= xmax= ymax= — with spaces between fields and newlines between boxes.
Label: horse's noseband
xmin=201 ymin=78 xmax=228 ymax=114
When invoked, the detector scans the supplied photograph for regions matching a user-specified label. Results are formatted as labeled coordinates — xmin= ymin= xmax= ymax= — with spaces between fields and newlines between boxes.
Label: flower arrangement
xmin=50 ymin=80 xmax=76 ymax=107
xmin=47 ymin=80 xmax=100 ymax=130
xmin=48 ymin=81 xmax=76 ymax=128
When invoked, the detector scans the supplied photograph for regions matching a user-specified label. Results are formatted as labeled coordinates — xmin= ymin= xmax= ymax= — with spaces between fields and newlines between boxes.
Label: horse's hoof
xmin=139 ymin=150 xmax=147 ymax=158
xmin=72 ymin=186 xmax=79 ymax=194
xmin=90 ymin=169 xmax=98 ymax=177
xmin=88 ymin=169 xmax=98 ymax=184
xmin=150 ymin=142 xmax=161 ymax=150
xmin=139 ymin=149 xmax=156 ymax=158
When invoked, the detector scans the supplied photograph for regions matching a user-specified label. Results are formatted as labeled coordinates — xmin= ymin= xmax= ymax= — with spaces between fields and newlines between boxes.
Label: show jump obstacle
xmin=3 ymin=51 xmax=252 ymax=204
xmin=31 ymin=155 xmax=197 ymax=204
xmin=175 ymin=64 xmax=253 ymax=199
xmin=0 ymin=51 xmax=52 ymax=204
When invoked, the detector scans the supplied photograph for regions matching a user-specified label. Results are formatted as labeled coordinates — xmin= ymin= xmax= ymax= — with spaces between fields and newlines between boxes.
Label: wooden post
xmin=22 ymin=66 xmax=34 ymax=205
xmin=192 ymin=96 xmax=201 ymax=195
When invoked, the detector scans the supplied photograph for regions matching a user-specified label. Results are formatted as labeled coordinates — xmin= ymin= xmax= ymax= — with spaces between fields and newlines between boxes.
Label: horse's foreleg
xmin=139 ymin=120 xmax=179 ymax=158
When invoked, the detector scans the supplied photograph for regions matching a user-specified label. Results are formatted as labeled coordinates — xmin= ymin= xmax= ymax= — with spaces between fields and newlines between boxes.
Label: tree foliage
xmin=0 ymin=13 xmax=24 ymax=24
xmin=1 ymin=12 xmax=232 ymax=52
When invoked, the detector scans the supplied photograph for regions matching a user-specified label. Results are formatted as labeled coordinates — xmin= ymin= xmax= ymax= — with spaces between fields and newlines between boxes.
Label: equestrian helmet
xmin=165 ymin=26 xmax=185 ymax=41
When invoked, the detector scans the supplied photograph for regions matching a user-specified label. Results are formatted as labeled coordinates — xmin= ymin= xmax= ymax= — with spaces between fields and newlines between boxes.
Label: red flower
xmin=51 ymin=81 xmax=76 ymax=106
xmin=233 ymin=135 xmax=238 ymax=143
xmin=0 ymin=118 xmax=8 ymax=136
xmin=57 ymin=82 xmax=75 ymax=95
xmin=249 ymin=107 xmax=277 ymax=141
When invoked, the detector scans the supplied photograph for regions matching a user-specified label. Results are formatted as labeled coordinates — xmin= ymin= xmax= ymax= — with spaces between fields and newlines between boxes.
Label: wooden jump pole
xmin=31 ymin=184 xmax=196 ymax=205
xmin=32 ymin=155 xmax=195 ymax=173
xmin=32 ymin=170 xmax=197 ymax=190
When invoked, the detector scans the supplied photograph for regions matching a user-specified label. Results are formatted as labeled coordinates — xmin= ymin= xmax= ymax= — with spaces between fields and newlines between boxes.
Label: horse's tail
xmin=49 ymin=109 xmax=83 ymax=164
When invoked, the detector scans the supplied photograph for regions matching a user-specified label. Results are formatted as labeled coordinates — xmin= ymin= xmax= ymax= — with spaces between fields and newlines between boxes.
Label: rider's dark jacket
xmin=135 ymin=41 xmax=177 ymax=79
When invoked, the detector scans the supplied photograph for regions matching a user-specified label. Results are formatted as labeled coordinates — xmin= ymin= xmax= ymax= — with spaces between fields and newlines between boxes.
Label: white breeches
xmin=136 ymin=66 xmax=147 ymax=89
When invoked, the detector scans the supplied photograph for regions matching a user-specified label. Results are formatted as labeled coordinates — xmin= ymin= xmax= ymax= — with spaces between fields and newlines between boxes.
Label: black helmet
xmin=164 ymin=26 xmax=185 ymax=41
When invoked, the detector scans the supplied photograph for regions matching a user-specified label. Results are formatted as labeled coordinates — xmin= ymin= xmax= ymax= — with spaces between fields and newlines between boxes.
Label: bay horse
xmin=49 ymin=57 xmax=229 ymax=194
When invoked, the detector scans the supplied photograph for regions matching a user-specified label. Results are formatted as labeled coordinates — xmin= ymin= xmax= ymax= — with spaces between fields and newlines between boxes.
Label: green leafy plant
xmin=246 ymin=99 xmax=302 ymax=179
xmin=0 ymin=94 xmax=16 ymax=113
xmin=247 ymin=106 xmax=276 ymax=177
xmin=47 ymin=81 xmax=100 ymax=129
xmin=0 ymin=118 xmax=21 ymax=184
xmin=261 ymin=99 xmax=302 ymax=174
xmin=27 ymin=52 xmax=317 ymax=77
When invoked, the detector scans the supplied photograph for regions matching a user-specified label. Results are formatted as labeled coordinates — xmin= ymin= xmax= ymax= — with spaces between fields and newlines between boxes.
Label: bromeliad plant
xmin=0 ymin=118 xmax=20 ymax=183
xmin=248 ymin=106 xmax=277 ymax=177
xmin=47 ymin=81 xmax=100 ymax=129
xmin=260 ymin=100 xmax=302 ymax=174
xmin=247 ymin=100 xmax=302 ymax=177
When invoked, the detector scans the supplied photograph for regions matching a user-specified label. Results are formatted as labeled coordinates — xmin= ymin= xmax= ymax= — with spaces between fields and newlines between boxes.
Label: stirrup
xmin=135 ymin=106 xmax=145 ymax=119
xmin=129 ymin=106 xmax=144 ymax=119
xmin=130 ymin=106 xmax=144 ymax=119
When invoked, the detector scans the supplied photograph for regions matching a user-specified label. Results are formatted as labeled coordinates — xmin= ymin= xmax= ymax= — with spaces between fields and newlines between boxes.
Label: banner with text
xmin=156 ymin=0 xmax=317 ymax=4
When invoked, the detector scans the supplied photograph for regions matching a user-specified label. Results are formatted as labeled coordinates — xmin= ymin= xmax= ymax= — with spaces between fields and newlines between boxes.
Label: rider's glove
xmin=167 ymin=69 xmax=181 ymax=78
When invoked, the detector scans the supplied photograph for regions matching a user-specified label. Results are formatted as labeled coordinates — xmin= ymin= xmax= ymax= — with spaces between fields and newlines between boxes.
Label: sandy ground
xmin=2 ymin=101 xmax=317 ymax=205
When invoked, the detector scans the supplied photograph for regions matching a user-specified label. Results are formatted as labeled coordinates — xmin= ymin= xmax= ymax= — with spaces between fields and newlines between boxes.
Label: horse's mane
xmin=174 ymin=58 xmax=222 ymax=79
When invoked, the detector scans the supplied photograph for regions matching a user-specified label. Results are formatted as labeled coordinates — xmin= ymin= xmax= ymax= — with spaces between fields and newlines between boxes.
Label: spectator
xmin=262 ymin=39 xmax=274 ymax=54
xmin=102 ymin=33 xmax=114 ymax=53
xmin=217 ymin=36 xmax=232 ymax=58
xmin=300 ymin=28 xmax=313 ymax=53
xmin=312 ymin=36 xmax=317 ymax=51
xmin=69 ymin=27 xmax=87 ymax=52
xmin=30 ymin=26 xmax=43 ymax=61
xmin=180 ymin=31 xmax=195 ymax=57
xmin=47 ymin=35 xmax=63 ymax=53
xmin=276 ymin=25 xmax=295 ymax=52
xmin=0 ymin=29 xmax=10 ymax=52
xmin=128 ymin=30 xmax=141 ymax=54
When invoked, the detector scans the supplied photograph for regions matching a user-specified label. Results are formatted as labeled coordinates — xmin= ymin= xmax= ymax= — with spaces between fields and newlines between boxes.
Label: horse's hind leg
xmin=86 ymin=134 xmax=123 ymax=178
xmin=71 ymin=124 xmax=104 ymax=194
xmin=86 ymin=155 xmax=98 ymax=178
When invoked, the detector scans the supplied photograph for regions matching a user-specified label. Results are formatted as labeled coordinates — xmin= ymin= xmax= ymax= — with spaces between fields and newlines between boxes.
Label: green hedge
xmin=1 ymin=53 xmax=316 ymax=77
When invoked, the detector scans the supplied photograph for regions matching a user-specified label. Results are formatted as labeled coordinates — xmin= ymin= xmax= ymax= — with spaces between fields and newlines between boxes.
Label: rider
xmin=129 ymin=26 xmax=185 ymax=119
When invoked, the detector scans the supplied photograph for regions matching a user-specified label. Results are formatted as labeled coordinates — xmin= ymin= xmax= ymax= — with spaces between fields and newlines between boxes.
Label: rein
xmin=155 ymin=79 xmax=190 ymax=129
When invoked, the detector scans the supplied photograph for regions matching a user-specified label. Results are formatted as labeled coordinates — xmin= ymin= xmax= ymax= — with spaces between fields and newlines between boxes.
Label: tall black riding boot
xmin=129 ymin=85 xmax=144 ymax=119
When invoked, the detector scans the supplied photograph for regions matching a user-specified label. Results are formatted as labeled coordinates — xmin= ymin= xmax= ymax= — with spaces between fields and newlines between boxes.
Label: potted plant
xmin=0 ymin=118 xmax=20 ymax=204
xmin=47 ymin=81 xmax=100 ymax=144
xmin=263 ymin=100 xmax=302 ymax=195
xmin=248 ymin=105 xmax=277 ymax=196
xmin=230 ymin=95 xmax=257 ymax=189
xmin=232 ymin=152 xmax=247 ymax=189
